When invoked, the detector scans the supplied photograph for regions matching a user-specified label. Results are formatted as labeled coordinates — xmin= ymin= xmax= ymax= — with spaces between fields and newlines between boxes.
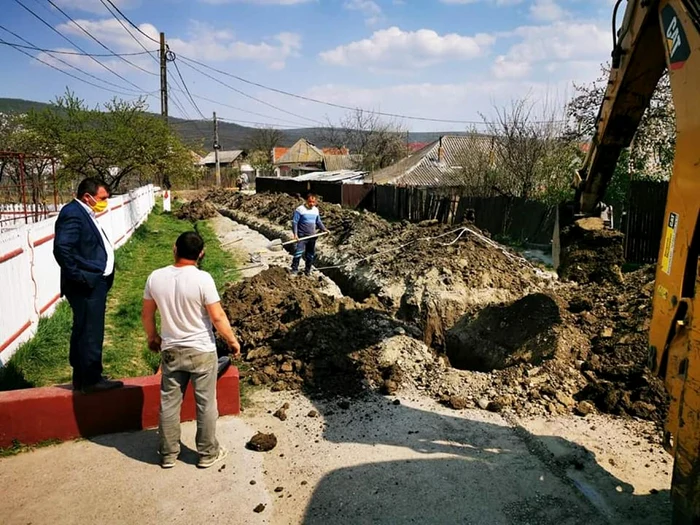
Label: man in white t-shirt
xmin=142 ymin=231 xmax=241 ymax=469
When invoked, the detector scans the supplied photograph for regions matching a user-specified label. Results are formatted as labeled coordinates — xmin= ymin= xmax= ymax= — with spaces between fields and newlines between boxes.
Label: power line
xmin=0 ymin=40 xmax=156 ymax=57
xmin=178 ymin=59 xmax=324 ymax=126
xmin=13 ymin=0 xmax=147 ymax=92
xmin=178 ymin=55 xmax=498 ymax=126
xmin=217 ymin=116 xmax=302 ymax=129
xmin=182 ymin=91 xmax=315 ymax=128
xmin=45 ymin=0 xmax=157 ymax=77
xmin=0 ymin=37 xmax=149 ymax=97
xmin=98 ymin=0 xmax=159 ymax=64
xmin=171 ymin=57 xmax=206 ymax=120
xmin=101 ymin=0 xmax=159 ymax=44
xmin=0 ymin=25 xmax=144 ymax=94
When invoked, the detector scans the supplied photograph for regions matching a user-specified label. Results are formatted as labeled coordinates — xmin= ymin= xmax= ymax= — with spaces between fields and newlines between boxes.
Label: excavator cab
xmin=555 ymin=0 xmax=700 ymax=521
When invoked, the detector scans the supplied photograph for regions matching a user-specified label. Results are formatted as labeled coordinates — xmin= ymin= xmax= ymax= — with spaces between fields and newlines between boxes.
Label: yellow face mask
xmin=88 ymin=195 xmax=108 ymax=213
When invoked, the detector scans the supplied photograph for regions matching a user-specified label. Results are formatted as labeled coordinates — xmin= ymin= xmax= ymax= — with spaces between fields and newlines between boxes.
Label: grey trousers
xmin=159 ymin=348 xmax=219 ymax=461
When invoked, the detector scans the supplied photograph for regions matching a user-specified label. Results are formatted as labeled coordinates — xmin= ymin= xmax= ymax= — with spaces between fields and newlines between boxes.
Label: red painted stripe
xmin=123 ymin=199 xmax=132 ymax=205
xmin=116 ymin=235 xmax=125 ymax=244
xmin=0 ymin=247 xmax=23 ymax=264
xmin=33 ymin=233 xmax=55 ymax=247
xmin=40 ymin=294 xmax=61 ymax=314
xmin=0 ymin=320 xmax=32 ymax=353
xmin=127 ymin=226 xmax=134 ymax=233
xmin=111 ymin=204 xmax=123 ymax=211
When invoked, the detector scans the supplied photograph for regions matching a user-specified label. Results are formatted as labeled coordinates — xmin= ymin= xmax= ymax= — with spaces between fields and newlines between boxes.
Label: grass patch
xmin=0 ymin=201 xmax=240 ymax=390
xmin=0 ymin=438 xmax=62 ymax=458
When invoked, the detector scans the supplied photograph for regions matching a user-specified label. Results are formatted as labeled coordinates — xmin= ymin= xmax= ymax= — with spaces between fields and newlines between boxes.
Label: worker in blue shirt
xmin=291 ymin=192 xmax=328 ymax=275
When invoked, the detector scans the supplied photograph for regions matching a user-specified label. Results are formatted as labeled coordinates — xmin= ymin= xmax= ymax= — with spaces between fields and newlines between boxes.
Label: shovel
xmin=267 ymin=231 xmax=329 ymax=252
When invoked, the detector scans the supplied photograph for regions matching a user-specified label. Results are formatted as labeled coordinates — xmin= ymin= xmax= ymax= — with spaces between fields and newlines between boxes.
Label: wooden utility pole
xmin=213 ymin=111 xmax=221 ymax=187
xmin=159 ymin=32 xmax=168 ymax=120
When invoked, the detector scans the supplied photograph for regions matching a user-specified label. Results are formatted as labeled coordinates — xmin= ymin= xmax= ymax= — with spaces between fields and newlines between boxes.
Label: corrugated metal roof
xmin=323 ymin=154 xmax=362 ymax=171
xmin=276 ymin=139 xmax=325 ymax=165
xmin=199 ymin=150 xmax=244 ymax=165
xmin=293 ymin=170 xmax=367 ymax=182
xmin=369 ymin=135 xmax=496 ymax=187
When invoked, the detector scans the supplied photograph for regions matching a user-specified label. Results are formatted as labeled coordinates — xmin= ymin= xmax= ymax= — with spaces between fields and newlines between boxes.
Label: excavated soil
xmin=210 ymin=191 xmax=668 ymax=424
xmin=175 ymin=199 xmax=218 ymax=221
xmin=209 ymin=190 xmax=546 ymax=349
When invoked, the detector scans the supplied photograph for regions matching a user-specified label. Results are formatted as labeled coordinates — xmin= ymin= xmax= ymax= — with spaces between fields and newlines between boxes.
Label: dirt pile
xmin=220 ymin=267 xmax=422 ymax=397
xmin=558 ymin=217 xmax=625 ymax=285
xmin=211 ymin=191 xmax=666 ymax=423
xmin=209 ymin=190 xmax=548 ymax=348
xmin=561 ymin=266 xmax=668 ymax=421
xmin=175 ymin=199 xmax=218 ymax=221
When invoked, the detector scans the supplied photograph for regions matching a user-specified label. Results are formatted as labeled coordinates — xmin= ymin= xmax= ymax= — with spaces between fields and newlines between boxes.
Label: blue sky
xmin=0 ymin=0 xmax=615 ymax=132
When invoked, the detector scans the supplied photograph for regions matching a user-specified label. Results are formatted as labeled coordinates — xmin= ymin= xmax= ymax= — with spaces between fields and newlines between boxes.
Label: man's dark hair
xmin=77 ymin=177 xmax=109 ymax=198
xmin=175 ymin=231 xmax=204 ymax=261
xmin=305 ymin=191 xmax=317 ymax=200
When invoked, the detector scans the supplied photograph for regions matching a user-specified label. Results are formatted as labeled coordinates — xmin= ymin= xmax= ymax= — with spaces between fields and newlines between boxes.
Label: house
xmin=199 ymin=150 xmax=245 ymax=170
xmin=369 ymin=135 xmax=497 ymax=187
xmin=273 ymin=139 xmax=361 ymax=177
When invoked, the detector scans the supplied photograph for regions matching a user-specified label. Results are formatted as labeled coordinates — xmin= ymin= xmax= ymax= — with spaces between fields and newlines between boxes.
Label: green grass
xmin=0 ymin=201 xmax=240 ymax=390
xmin=0 ymin=438 xmax=62 ymax=458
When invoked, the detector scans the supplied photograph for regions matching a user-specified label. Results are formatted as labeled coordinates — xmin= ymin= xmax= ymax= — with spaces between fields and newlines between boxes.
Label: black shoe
xmin=81 ymin=378 xmax=124 ymax=394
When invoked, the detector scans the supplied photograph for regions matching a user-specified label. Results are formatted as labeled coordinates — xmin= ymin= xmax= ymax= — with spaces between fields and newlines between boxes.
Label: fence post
xmin=19 ymin=154 xmax=28 ymax=225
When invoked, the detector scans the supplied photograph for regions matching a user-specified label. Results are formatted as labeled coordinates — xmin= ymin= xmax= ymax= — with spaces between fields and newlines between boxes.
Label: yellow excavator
xmin=570 ymin=0 xmax=700 ymax=521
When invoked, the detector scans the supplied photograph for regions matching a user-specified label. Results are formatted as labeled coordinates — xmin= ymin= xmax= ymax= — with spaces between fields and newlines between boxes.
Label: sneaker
xmin=161 ymin=457 xmax=176 ymax=469
xmin=198 ymin=447 xmax=228 ymax=469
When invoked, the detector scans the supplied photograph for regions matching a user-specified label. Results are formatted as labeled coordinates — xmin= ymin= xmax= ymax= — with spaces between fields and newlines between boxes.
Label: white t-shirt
xmin=143 ymin=265 xmax=221 ymax=352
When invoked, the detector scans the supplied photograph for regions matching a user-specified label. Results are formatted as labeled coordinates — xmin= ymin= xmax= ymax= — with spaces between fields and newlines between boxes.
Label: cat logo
xmin=662 ymin=5 xmax=691 ymax=69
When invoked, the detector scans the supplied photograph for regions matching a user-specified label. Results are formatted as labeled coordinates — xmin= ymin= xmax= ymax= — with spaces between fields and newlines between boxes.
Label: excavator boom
xmin=573 ymin=0 xmax=700 ymax=522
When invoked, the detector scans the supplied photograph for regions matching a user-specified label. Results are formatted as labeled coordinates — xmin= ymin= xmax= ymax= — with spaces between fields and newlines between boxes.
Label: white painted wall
xmin=0 ymin=185 xmax=156 ymax=365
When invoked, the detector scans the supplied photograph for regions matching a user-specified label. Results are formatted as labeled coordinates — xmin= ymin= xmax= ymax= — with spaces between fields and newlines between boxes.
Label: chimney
xmin=438 ymin=136 xmax=445 ymax=164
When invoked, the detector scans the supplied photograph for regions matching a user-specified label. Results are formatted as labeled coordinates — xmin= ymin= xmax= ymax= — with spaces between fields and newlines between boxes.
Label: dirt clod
xmin=253 ymin=504 xmax=266 ymax=513
xmin=246 ymin=432 xmax=277 ymax=452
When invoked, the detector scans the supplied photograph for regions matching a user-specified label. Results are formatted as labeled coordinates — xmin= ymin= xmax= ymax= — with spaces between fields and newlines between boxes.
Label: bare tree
xmin=319 ymin=109 xmax=408 ymax=171
xmin=472 ymin=96 xmax=578 ymax=203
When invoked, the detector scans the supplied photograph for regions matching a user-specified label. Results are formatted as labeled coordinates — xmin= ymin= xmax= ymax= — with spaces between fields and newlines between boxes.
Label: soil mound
xmin=558 ymin=217 xmax=624 ymax=285
xmin=175 ymin=199 xmax=218 ymax=221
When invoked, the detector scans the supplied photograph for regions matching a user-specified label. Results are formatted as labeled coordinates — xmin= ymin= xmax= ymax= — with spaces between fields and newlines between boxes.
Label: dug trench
xmin=182 ymin=192 xmax=669 ymax=426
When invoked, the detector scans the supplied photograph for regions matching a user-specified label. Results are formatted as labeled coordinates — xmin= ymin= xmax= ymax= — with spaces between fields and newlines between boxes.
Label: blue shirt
xmin=292 ymin=205 xmax=326 ymax=238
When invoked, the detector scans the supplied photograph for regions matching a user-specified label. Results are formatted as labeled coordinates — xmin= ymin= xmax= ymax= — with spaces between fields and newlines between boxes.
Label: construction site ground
xmin=0 ymin=209 xmax=673 ymax=524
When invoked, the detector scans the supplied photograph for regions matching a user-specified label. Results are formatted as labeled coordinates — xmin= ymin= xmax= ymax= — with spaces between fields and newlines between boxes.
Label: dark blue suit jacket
xmin=53 ymin=200 xmax=109 ymax=295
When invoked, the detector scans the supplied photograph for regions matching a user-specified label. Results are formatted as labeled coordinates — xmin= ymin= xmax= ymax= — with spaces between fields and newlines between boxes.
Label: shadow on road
xmin=300 ymin=397 xmax=671 ymax=525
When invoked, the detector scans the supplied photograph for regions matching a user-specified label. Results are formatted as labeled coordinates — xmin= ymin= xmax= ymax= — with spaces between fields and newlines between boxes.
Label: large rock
xmin=445 ymin=293 xmax=563 ymax=372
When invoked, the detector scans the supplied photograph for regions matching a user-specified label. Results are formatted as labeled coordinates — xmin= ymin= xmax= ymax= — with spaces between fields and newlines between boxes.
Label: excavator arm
xmin=574 ymin=0 xmax=700 ymax=522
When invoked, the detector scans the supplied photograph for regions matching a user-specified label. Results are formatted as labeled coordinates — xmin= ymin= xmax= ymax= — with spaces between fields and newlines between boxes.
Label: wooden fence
xmin=624 ymin=180 xmax=669 ymax=264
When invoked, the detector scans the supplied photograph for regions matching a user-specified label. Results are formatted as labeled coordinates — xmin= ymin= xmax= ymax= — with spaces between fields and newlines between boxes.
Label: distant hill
xmin=0 ymin=97 xmax=467 ymax=151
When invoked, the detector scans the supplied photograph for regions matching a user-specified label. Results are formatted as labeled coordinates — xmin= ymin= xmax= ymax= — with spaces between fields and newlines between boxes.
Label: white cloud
xmin=503 ymin=22 xmax=610 ymax=63
xmin=344 ymin=0 xmax=383 ymax=26
xmin=199 ymin=0 xmax=312 ymax=4
xmin=52 ymin=0 xmax=138 ymax=14
xmin=529 ymin=0 xmax=568 ymax=21
xmin=319 ymin=27 xmax=495 ymax=69
xmin=56 ymin=18 xmax=302 ymax=69
xmin=491 ymin=56 xmax=531 ymax=79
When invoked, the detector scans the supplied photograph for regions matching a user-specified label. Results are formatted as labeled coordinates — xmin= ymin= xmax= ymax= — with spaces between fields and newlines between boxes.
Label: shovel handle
xmin=282 ymin=231 xmax=329 ymax=246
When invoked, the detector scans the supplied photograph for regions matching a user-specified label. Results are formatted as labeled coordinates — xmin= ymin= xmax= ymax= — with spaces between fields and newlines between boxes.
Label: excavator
xmin=568 ymin=0 xmax=700 ymax=521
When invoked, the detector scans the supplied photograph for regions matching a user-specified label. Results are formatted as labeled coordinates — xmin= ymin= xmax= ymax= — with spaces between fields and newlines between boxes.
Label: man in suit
xmin=54 ymin=177 xmax=123 ymax=393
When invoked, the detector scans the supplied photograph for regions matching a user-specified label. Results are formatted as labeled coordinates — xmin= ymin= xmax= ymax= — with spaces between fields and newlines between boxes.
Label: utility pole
xmin=160 ymin=32 xmax=168 ymax=121
xmin=213 ymin=111 xmax=221 ymax=187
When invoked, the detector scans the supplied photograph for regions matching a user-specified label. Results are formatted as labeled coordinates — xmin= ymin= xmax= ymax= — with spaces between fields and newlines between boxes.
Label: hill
xmin=0 ymin=97 xmax=467 ymax=151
